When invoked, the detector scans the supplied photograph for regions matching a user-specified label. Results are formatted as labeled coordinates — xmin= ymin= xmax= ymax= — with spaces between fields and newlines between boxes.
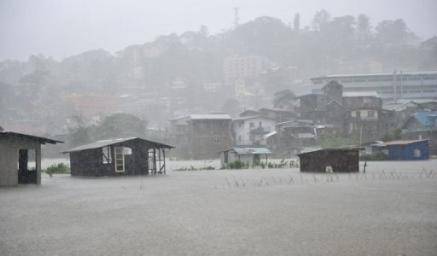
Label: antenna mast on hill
xmin=234 ymin=7 xmax=240 ymax=28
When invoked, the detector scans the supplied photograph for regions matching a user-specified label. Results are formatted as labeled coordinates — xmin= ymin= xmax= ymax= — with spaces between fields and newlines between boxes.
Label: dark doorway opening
xmin=18 ymin=149 xmax=37 ymax=184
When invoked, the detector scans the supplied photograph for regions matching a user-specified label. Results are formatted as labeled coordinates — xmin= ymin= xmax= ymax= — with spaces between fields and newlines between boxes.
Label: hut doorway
xmin=17 ymin=149 xmax=37 ymax=184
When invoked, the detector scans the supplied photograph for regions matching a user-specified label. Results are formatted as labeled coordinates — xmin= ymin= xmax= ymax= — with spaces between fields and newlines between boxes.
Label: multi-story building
xmin=169 ymin=114 xmax=232 ymax=159
xmin=311 ymin=71 xmax=437 ymax=101
xmin=231 ymin=116 xmax=276 ymax=146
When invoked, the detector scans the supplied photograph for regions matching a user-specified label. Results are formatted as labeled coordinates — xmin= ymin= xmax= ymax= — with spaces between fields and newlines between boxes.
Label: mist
xmin=1 ymin=0 xmax=436 ymax=60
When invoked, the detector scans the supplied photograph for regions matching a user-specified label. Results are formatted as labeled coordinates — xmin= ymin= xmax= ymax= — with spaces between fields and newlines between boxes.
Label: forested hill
xmin=1 ymin=11 xmax=436 ymax=134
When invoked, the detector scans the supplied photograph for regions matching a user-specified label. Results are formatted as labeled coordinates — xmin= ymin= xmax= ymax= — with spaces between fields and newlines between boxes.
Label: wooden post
xmin=158 ymin=147 xmax=162 ymax=174
xmin=163 ymin=149 xmax=166 ymax=175
xmin=153 ymin=148 xmax=156 ymax=175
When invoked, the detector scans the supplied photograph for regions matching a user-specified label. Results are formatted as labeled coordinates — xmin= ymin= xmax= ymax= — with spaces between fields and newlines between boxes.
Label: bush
xmin=360 ymin=152 xmax=388 ymax=161
xmin=45 ymin=163 xmax=70 ymax=177
xmin=227 ymin=160 xmax=246 ymax=169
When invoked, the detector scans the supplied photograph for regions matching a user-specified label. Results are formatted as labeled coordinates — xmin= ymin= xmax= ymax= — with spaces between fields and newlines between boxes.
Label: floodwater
xmin=1 ymin=160 xmax=437 ymax=255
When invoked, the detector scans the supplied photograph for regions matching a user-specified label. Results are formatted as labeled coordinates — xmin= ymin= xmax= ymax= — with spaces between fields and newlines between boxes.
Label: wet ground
xmin=1 ymin=160 xmax=437 ymax=255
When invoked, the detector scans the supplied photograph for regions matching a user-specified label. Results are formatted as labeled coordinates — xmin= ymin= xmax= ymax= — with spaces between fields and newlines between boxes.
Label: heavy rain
xmin=1 ymin=0 xmax=437 ymax=255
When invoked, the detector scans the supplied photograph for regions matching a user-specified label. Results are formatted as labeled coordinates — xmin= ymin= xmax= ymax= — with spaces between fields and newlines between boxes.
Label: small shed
xmin=298 ymin=148 xmax=359 ymax=173
xmin=382 ymin=139 xmax=429 ymax=160
xmin=220 ymin=146 xmax=271 ymax=167
xmin=0 ymin=131 xmax=62 ymax=186
xmin=64 ymin=137 xmax=173 ymax=177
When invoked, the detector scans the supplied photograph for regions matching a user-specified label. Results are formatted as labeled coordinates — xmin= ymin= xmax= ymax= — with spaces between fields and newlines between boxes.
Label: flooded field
xmin=1 ymin=160 xmax=437 ymax=255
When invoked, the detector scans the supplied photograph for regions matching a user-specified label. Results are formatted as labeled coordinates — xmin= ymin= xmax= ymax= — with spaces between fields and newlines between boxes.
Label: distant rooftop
xmin=343 ymin=91 xmax=379 ymax=97
xmin=189 ymin=114 xmax=231 ymax=120
xmin=223 ymin=146 xmax=272 ymax=155
xmin=311 ymin=71 xmax=437 ymax=81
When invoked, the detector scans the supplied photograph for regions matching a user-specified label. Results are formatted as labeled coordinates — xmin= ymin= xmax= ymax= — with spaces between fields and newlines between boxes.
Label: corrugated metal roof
xmin=223 ymin=146 xmax=271 ymax=155
xmin=64 ymin=137 xmax=173 ymax=153
xmin=0 ymin=132 xmax=62 ymax=144
xmin=414 ymin=111 xmax=437 ymax=127
xmin=382 ymin=139 xmax=428 ymax=146
xmin=189 ymin=114 xmax=231 ymax=120
xmin=343 ymin=91 xmax=379 ymax=97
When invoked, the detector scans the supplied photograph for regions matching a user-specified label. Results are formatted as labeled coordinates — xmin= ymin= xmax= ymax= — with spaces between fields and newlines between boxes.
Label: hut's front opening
xmin=17 ymin=148 xmax=38 ymax=184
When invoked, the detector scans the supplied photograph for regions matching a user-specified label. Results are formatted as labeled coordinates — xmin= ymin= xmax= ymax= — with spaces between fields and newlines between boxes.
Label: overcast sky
xmin=1 ymin=0 xmax=436 ymax=61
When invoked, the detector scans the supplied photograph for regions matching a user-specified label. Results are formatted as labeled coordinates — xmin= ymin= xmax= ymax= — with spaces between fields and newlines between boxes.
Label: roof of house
xmin=343 ymin=91 xmax=379 ymax=97
xmin=232 ymin=115 xmax=276 ymax=122
xmin=171 ymin=113 xmax=232 ymax=122
xmin=381 ymin=139 xmax=428 ymax=146
xmin=189 ymin=114 xmax=231 ymax=120
xmin=413 ymin=112 xmax=437 ymax=127
xmin=222 ymin=146 xmax=272 ymax=155
xmin=0 ymin=131 xmax=62 ymax=144
xmin=258 ymin=108 xmax=295 ymax=114
xmin=64 ymin=137 xmax=173 ymax=153
xmin=298 ymin=147 xmax=359 ymax=156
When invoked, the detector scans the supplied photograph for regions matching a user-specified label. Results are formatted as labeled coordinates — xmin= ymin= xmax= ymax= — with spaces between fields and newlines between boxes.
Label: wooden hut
xmin=220 ymin=146 xmax=271 ymax=167
xmin=0 ymin=131 xmax=62 ymax=186
xmin=298 ymin=148 xmax=359 ymax=173
xmin=64 ymin=137 xmax=173 ymax=177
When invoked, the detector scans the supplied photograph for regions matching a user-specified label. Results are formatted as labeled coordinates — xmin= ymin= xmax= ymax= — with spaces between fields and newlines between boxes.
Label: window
xmin=368 ymin=110 xmax=375 ymax=118
xmin=102 ymin=146 xmax=112 ymax=164
xmin=114 ymin=147 xmax=125 ymax=172
xmin=249 ymin=122 xmax=255 ymax=128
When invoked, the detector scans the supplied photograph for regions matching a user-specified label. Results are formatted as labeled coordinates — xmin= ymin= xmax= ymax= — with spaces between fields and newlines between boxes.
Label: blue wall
xmin=387 ymin=141 xmax=429 ymax=160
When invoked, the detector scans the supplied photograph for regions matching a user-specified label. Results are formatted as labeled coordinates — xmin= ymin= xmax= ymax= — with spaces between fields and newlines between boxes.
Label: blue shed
xmin=382 ymin=140 xmax=429 ymax=160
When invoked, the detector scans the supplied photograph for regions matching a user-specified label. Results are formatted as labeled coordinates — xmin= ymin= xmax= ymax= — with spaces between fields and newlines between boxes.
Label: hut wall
xmin=387 ymin=141 xmax=429 ymax=160
xmin=300 ymin=150 xmax=359 ymax=173
xmin=70 ymin=139 xmax=158 ymax=177
xmin=0 ymin=137 xmax=41 ymax=186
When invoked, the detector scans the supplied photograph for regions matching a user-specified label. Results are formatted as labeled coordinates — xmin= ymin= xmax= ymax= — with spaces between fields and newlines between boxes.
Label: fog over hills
xmin=1 ymin=0 xmax=436 ymax=61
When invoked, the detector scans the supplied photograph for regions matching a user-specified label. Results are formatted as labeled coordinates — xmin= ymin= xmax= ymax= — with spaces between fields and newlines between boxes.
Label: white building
xmin=311 ymin=71 xmax=437 ymax=101
xmin=232 ymin=116 xmax=276 ymax=145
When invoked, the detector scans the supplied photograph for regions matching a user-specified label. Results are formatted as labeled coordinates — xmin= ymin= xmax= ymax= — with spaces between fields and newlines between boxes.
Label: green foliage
xmin=45 ymin=163 xmax=70 ymax=177
xmin=226 ymin=160 xmax=246 ymax=169
xmin=383 ymin=128 xmax=402 ymax=141
xmin=319 ymin=135 xmax=359 ymax=149
xmin=67 ymin=113 xmax=147 ymax=146
xmin=360 ymin=152 xmax=388 ymax=161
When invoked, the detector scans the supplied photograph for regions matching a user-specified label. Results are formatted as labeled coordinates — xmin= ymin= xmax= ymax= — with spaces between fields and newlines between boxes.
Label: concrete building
xmin=0 ymin=132 xmax=61 ymax=186
xmin=232 ymin=116 xmax=276 ymax=145
xmin=170 ymin=114 xmax=232 ymax=159
xmin=311 ymin=71 xmax=437 ymax=101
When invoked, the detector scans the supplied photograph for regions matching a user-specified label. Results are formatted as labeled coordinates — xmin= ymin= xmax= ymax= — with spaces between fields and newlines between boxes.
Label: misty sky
xmin=1 ymin=0 xmax=436 ymax=61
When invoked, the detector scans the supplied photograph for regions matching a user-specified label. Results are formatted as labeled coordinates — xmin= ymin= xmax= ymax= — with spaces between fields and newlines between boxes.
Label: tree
xmin=273 ymin=89 xmax=297 ymax=110
xmin=293 ymin=13 xmax=300 ymax=31
xmin=375 ymin=19 xmax=416 ymax=45
xmin=95 ymin=113 xmax=147 ymax=139
xmin=221 ymin=98 xmax=241 ymax=117
xmin=357 ymin=14 xmax=371 ymax=35
xmin=312 ymin=9 xmax=330 ymax=31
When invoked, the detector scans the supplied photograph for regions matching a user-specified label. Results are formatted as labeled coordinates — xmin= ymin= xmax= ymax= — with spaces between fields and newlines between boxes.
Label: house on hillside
xmin=0 ymin=131 xmax=62 ymax=186
xmin=231 ymin=116 xmax=276 ymax=145
xmin=64 ymin=137 xmax=173 ymax=176
xmin=170 ymin=114 xmax=232 ymax=159
xmin=220 ymin=146 xmax=271 ymax=168
xmin=343 ymin=91 xmax=384 ymax=142
xmin=298 ymin=148 xmax=360 ymax=173
xmin=402 ymin=111 xmax=437 ymax=155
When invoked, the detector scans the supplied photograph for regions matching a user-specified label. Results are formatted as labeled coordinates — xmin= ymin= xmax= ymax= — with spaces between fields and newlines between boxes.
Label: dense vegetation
xmin=1 ymin=10 xmax=436 ymax=135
